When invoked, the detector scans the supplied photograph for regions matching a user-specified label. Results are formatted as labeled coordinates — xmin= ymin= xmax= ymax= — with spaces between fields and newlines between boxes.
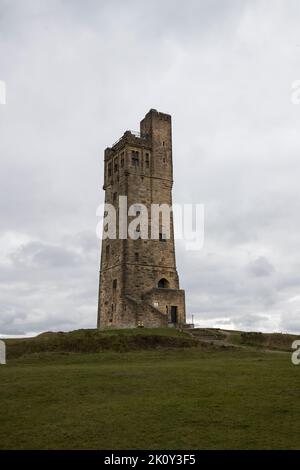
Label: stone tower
xmin=97 ymin=109 xmax=186 ymax=328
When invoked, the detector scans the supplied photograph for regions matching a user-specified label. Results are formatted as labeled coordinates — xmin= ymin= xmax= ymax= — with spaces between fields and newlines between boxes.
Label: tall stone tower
xmin=97 ymin=109 xmax=186 ymax=328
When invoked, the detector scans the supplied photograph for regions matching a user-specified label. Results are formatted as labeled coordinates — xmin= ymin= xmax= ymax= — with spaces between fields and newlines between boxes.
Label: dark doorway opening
xmin=158 ymin=278 xmax=169 ymax=288
xmin=171 ymin=306 xmax=178 ymax=323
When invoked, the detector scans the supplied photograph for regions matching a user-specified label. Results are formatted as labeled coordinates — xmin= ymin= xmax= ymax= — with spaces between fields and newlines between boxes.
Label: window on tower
xmin=134 ymin=227 xmax=141 ymax=239
xmin=108 ymin=162 xmax=112 ymax=177
xmin=114 ymin=157 xmax=118 ymax=173
xmin=134 ymin=204 xmax=141 ymax=216
xmin=145 ymin=153 xmax=150 ymax=169
xmin=158 ymin=278 xmax=169 ymax=288
xmin=159 ymin=232 xmax=167 ymax=242
xmin=121 ymin=152 xmax=125 ymax=168
xmin=131 ymin=150 xmax=139 ymax=166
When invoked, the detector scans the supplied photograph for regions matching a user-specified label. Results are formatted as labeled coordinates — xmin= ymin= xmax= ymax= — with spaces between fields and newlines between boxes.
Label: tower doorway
xmin=171 ymin=306 xmax=178 ymax=323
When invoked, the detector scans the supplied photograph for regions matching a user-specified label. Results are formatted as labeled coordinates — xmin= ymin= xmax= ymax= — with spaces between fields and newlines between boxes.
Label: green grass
xmin=5 ymin=328 xmax=197 ymax=359
xmin=0 ymin=340 xmax=300 ymax=449
xmin=239 ymin=331 xmax=297 ymax=351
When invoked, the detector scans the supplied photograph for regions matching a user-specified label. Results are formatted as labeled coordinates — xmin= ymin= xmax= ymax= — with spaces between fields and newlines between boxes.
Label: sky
xmin=1 ymin=0 xmax=300 ymax=336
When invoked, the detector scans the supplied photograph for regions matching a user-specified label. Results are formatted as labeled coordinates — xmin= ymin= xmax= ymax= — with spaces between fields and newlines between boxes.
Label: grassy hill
xmin=0 ymin=327 xmax=299 ymax=450
xmin=5 ymin=328 xmax=198 ymax=359
xmin=4 ymin=327 xmax=297 ymax=360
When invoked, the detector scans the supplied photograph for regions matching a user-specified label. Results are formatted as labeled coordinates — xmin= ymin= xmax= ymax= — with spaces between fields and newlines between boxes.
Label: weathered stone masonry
xmin=97 ymin=109 xmax=186 ymax=328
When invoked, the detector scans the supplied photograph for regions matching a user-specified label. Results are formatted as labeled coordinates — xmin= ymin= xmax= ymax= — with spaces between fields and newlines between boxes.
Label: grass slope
xmin=0 ymin=328 xmax=299 ymax=450
xmin=5 ymin=328 xmax=197 ymax=359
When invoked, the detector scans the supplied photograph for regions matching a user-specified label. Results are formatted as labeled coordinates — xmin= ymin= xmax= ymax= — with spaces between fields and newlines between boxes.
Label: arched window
xmin=158 ymin=278 xmax=169 ymax=289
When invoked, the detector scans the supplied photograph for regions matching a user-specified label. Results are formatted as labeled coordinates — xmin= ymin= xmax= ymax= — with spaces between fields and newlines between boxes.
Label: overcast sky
xmin=1 ymin=0 xmax=300 ymax=336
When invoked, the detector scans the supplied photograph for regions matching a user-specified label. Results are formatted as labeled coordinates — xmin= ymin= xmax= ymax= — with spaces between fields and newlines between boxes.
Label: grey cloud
xmin=228 ymin=313 xmax=271 ymax=331
xmin=1 ymin=0 xmax=300 ymax=334
xmin=246 ymin=257 xmax=275 ymax=277
xmin=10 ymin=241 xmax=82 ymax=268
xmin=279 ymin=311 xmax=300 ymax=334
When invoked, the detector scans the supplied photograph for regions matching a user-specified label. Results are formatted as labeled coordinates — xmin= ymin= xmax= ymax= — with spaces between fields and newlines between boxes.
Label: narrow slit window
xmin=135 ymin=227 xmax=141 ymax=239
xmin=134 ymin=204 xmax=141 ymax=216
xmin=114 ymin=158 xmax=118 ymax=173
xmin=131 ymin=150 xmax=139 ymax=166
xmin=145 ymin=153 xmax=150 ymax=169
